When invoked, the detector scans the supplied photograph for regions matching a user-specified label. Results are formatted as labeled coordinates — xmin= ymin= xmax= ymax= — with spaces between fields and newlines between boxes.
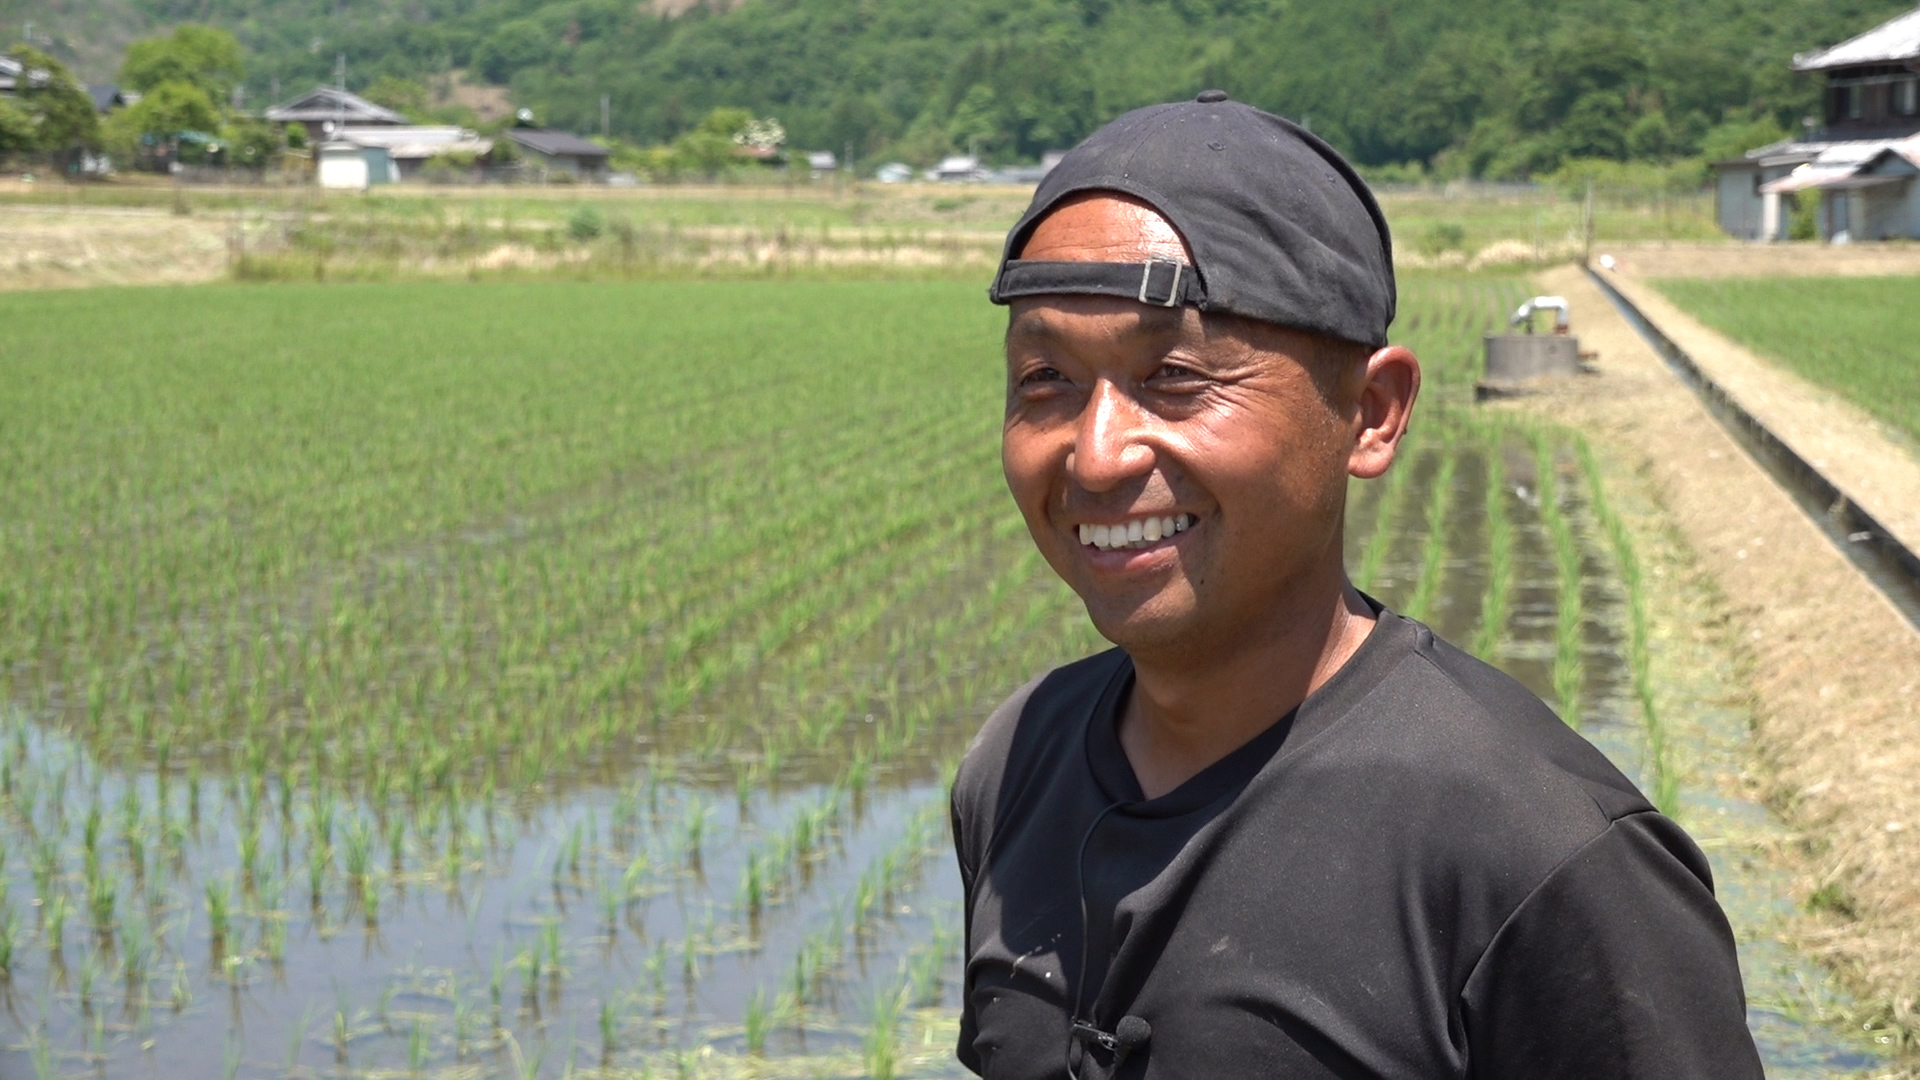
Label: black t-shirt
xmin=950 ymin=608 xmax=1763 ymax=1079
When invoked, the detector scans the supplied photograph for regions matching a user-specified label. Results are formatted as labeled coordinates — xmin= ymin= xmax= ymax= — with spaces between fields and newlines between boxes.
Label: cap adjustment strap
xmin=1138 ymin=258 xmax=1183 ymax=307
xmin=989 ymin=258 xmax=1205 ymax=309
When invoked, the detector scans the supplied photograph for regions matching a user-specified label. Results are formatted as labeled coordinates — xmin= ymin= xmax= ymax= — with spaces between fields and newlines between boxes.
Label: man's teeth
xmin=1079 ymin=514 xmax=1193 ymax=551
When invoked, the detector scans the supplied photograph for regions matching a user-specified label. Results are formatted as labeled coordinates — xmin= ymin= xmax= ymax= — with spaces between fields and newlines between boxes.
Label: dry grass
xmin=0 ymin=204 xmax=231 ymax=290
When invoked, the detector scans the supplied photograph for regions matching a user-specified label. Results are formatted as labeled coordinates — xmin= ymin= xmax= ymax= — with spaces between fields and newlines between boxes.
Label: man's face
xmin=1002 ymin=194 xmax=1364 ymax=654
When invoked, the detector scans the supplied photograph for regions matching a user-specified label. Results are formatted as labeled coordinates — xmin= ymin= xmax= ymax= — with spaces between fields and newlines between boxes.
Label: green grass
xmin=1655 ymin=275 xmax=1920 ymax=445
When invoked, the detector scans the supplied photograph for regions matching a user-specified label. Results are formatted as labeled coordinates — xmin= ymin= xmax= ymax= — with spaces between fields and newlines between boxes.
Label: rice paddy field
xmin=0 ymin=273 xmax=1893 ymax=1077
xmin=1655 ymin=275 xmax=1920 ymax=445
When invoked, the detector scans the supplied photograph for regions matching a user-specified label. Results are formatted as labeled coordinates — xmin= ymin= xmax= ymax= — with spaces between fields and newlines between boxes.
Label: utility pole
xmin=1582 ymin=179 xmax=1596 ymax=266
xmin=601 ymin=94 xmax=610 ymax=138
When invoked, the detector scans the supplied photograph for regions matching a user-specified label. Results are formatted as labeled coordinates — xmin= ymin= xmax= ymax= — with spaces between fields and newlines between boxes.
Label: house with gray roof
xmin=504 ymin=126 xmax=610 ymax=180
xmin=265 ymin=87 xmax=407 ymax=147
xmin=1716 ymin=7 xmax=1920 ymax=241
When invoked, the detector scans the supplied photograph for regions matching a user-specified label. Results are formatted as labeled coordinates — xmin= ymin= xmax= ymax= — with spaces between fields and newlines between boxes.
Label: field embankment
xmin=0 ymin=180 xmax=1723 ymax=290
xmin=1597 ymin=269 xmax=1920 ymax=558
xmin=1526 ymin=263 xmax=1920 ymax=1060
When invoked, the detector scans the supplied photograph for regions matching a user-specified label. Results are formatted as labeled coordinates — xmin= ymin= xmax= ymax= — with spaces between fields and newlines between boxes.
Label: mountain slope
xmin=7 ymin=0 xmax=1911 ymax=168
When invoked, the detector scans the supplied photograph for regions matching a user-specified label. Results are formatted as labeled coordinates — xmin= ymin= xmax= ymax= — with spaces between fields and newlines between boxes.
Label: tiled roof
xmin=1794 ymin=7 xmax=1920 ymax=71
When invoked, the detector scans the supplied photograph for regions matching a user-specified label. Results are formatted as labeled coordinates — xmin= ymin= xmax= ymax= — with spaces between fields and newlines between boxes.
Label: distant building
xmin=86 ymin=85 xmax=130 ymax=113
xmin=1715 ymin=7 xmax=1920 ymax=241
xmin=337 ymin=125 xmax=494 ymax=180
xmin=265 ymin=87 xmax=407 ymax=147
xmin=0 ymin=54 xmax=46 ymax=96
xmin=504 ymin=127 xmax=610 ymax=180
xmin=928 ymin=155 xmax=988 ymax=182
xmin=806 ymin=150 xmax=838 ymax=174
xmin=317 ymin=141 xmax=392 ymax=190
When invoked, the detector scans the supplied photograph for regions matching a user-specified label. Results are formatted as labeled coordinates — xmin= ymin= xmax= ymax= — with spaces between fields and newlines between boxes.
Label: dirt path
xmin=1527 ymin=263 xmax=1920 ymax=1050
xmin=1592 ymin=263 xmax=1920 ymax=558
xmin=0 ymin=205 xmax=231 ymax=290
xmin=1599 ymin=241 xmax=1920 ymax=280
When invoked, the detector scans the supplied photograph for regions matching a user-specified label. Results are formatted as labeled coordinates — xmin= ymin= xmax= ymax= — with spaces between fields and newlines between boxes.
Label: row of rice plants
xmin=1575 ymin=440 xmax=1679 ymax=817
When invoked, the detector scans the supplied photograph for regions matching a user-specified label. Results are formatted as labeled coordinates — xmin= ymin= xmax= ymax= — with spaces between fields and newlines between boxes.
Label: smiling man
xmin=949 ymin=94 xmax=1762 ymax=1079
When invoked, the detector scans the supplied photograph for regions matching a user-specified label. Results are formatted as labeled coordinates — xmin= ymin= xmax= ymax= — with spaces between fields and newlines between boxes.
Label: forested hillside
xmin=5 ymin=0 xmax=1913 ymax=172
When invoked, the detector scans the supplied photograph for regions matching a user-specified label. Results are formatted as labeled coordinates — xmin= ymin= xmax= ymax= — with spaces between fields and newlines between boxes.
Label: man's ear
xmin=1348 ymin=345 xmax=1420 ymax=481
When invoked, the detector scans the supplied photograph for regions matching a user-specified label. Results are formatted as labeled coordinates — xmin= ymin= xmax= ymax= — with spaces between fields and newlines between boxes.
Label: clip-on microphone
xmin=1071 ymin=1015 xmax=1153 ymax=1067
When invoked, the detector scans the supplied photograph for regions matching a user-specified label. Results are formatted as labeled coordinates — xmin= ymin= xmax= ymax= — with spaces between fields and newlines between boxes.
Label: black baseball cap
xmin=988 ymin=91 xmax=1396 ymax=348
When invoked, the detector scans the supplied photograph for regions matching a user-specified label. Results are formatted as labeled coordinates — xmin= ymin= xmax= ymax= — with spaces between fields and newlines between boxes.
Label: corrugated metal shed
xmin=1793 ymin=7 xmax=1920 ymax=71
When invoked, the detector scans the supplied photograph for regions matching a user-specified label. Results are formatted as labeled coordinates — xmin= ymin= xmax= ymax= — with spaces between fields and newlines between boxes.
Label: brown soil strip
xmin=1522 ymin=263 xmax=1920 ymax=1049
xmin=1599 ymin=241 xmax=1920 ymax=280
xmin=1596 ymin=266 xmax=1920 ymax=558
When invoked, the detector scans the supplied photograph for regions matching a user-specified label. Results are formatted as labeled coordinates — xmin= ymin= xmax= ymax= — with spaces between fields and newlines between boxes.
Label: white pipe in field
xmin=1510 ymin=296 xmax=1571 ymax=334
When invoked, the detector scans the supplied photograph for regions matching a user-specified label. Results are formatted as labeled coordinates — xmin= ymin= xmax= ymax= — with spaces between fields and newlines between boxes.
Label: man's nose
xmin=1068 ymin=380 xmax=1155 ymax=492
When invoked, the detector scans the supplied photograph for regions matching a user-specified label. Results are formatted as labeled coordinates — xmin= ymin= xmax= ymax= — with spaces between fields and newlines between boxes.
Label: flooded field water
xmin=0 ymin=277 xmax=1898 ymax=1077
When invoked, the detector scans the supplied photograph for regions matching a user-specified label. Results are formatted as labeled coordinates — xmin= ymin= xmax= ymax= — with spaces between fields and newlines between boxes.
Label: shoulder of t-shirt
xmin=951 ymin=649 xmax=1126 ymax=864
xmin=1340 ymin=613 xmax=1656 ymax=876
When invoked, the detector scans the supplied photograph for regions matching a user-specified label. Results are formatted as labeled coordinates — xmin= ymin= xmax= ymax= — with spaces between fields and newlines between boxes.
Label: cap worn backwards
xmin=988 ymin=92 xmax=1397 ymax=349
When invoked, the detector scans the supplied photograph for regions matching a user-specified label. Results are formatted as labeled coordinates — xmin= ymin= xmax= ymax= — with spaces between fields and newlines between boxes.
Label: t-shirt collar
xmin=1084 ymin=600 xmax=1414 ymax=817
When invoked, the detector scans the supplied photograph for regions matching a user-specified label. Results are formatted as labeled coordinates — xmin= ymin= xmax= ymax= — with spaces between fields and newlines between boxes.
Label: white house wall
xmin=318 ymin=154 xmax=369 ymax=190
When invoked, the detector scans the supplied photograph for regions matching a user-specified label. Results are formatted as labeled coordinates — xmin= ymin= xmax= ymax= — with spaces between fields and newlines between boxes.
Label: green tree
xmin=672 ymin=107 xmax=754 ymax=176
xmin=1392 ymin=33 xmax=1508 ymax=164
xmin=364 ymin=75 xmax=431 ymax=120
xmin=1555 ymin=91 xmax=1630 ymax=161
xmin=0 ymin=96 xmax=35 ymax=155
xmin=1626 ymin=112 xmax=1673 ymax=160
xmin=102 ymin=80 xmax=222 ymax=159
xmin=223 ymin=118 xmax=283 ymax=170
xmin=121 ymin=25 xmax=245 ymax=106
xmin=1698 ymin=116 xmax=1789 ymax=163
xmin=476 ymin=20 xmax=551 ymax=84
xmin=4 ymin=46 xmax=98 ymax=152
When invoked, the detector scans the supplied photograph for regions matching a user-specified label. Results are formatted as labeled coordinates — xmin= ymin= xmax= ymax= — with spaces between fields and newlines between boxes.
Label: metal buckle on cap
xmin=1137 ymin=259 xmax=1183 ymax=307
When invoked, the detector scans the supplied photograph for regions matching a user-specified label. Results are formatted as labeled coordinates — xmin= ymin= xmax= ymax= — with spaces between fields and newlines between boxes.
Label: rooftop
xmin=506 ymin=128 xmax=609 ymax=159
xmin=264 ymin=87 xmax=407 ymax=126
xmin=1793 ymin=6 xmax=1920 ymax=71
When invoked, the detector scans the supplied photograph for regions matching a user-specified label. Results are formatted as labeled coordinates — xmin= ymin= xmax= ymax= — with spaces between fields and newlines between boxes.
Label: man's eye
xmin=1019 ymin=366 xmax=1065 ymax=386
xmin=1152 ymin=363 xmax=1200 ymax=381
